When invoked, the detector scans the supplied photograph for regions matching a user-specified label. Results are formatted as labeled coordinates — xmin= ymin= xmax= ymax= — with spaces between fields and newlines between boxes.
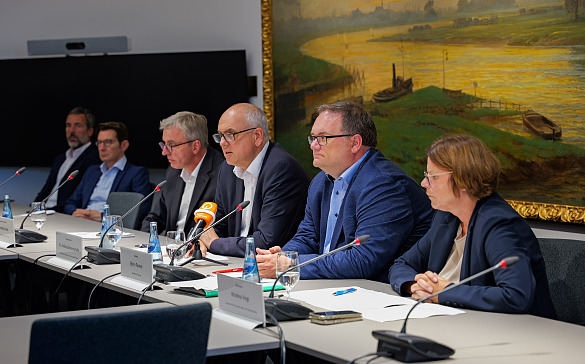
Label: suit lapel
xmin=319 ymin=178 xmax=333 ymax=254
xmin=234 ymin=178 xmax=244 ymax=236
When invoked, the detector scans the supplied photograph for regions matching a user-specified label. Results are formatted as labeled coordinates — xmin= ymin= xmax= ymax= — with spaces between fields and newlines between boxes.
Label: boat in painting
xmin=373 ymin=64 xmax=413 ymax=103
xmin=522 ymin=110 xmax=562 ymax=141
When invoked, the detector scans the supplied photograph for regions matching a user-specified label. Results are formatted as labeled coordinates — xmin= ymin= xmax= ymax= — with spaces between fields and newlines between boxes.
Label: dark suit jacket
xmin=283 ymin=149 xmax=434 ymax=283
xmin=35 ymin=144 xmax=101 ymax=212
xmin=141 ymin=148 xmax=224 ymax=234
xmin=389 ymin=193 xmax=556 ymax=319
xmin=209 ymin=141 xmax=310 ymax=257
xmin=63 ymin=161 xmax=150 ymax=215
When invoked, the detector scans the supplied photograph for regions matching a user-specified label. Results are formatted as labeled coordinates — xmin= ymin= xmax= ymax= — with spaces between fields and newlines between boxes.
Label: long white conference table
xmin=2 ymin=207 xmax=585 ymax=363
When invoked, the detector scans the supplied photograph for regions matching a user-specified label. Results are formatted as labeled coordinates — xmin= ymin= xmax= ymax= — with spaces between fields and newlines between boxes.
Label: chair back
xmin=538 ymin=237 xmax=585 ymax=325
xmin=107 ymin=191 xmax=146 ymax=230
xmin=28 ymin=302 xmax=212 ymax=364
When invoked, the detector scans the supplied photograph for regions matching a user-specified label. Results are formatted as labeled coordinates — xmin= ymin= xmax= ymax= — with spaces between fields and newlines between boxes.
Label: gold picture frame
xmin=260 ymin=0 xmax=585 ymax=224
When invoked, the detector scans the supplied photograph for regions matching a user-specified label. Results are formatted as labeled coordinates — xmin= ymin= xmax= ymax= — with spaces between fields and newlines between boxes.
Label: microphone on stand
xmin=15 ymin=170 xmax=79 ymax=244
xmin=0 ymin=167 xmax=26 ymax=189
xmin=265 ymin=235 xmax=369 ymax=321
xmin=154 ymin=200 xmax=250 ymax=282
xmin=372 ymin=256 xmax=520 ymax=362
xmin=85 ymin=180 xmax=167 ymax=265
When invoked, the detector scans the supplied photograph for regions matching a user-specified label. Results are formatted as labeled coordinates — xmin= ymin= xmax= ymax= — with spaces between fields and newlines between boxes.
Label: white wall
xmin=0 ymin=0 xmax=263 ymax=106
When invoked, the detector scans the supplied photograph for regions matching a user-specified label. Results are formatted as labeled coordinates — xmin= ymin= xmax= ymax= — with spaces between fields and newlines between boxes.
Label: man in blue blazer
xmin=257 ymin=101 xmax=434 ymax=283
xmin=64 ymin=122 xmax=150 ymax=221
xmin=198 ymin=103 xmax=310 ymax=257
xmin=35 ymin=107 xmax=100 ymax=213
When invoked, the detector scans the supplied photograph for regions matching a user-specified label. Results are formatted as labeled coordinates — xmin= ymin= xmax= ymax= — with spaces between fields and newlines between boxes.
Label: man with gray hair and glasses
xmin=198 ymin=103 xmax=310 ymax=257
xmin=35 ymin=107 xmax=100 ymax=213
xmin=141 ymin=111 xmax=224 ymax=235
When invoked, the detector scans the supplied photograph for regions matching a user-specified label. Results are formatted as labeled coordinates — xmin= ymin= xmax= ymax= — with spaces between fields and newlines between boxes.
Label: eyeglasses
xmin=95 ymin=139 xmax=117 ymax=148
xmin=423 ymin=171 xmax=453 ymax=186
xmin=307 ymin=134 xmax=352 ymax=146
xmin=212 ymin=128 xmax=255 ymax=143
xmin=158 ymin=140 xmax=195 ymax=153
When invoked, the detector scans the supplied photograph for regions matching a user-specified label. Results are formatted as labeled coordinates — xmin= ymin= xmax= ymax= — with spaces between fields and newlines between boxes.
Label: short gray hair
xmin=68 ymin=106 xmax=96 ymax=130
xmin=159 ymin=111 xmax=209 ymax=149
xmin=243 ymin=104 xmax=270 ymax=142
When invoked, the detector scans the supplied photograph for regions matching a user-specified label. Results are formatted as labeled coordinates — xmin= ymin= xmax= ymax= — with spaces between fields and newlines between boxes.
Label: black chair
xmin=538 ymin=237 xmax=585 ymax=325
xmin=28 ymin=302 xmax=212 ymax=364
xmin=107 ymin=191 xmax=146 ymax=230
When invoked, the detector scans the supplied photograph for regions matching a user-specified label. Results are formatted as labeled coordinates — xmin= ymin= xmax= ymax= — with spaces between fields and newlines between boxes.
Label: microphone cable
xmin=50 ymin=255 xmax=88 ymax=308
xmin=137 ymin=278 xmax=159 ymax=305
xmin=33 ymin=254 xmax=56 ymax=265
xmin=265 ymin=312 xmax=286 ymax=364
xmin=87 ymin=272 xmax=121 ymax=309
xmin=346 ymin=351 xmax=391 ymax=364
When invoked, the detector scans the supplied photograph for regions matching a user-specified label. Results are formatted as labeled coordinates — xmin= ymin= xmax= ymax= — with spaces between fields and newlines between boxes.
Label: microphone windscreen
xmin=69 ymin=170 xmax=80 ymax=179
xmin=17 ymin=167 xmax=26 ymax=174
xmin=501 ymin=256 xmax=519 ymax=268
xmin=355 ymin=235 xmax=370 ymax=245
xmin=156 ymin=180 xmax=167 ymax=190
xmin=194 ymin=202 xmax=217 ymax=228
xmin=239 ymin=200 xmax=250 ymax=209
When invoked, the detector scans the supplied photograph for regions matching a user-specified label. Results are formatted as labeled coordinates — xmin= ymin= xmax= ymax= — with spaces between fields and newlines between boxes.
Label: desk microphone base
xmin=265 ymin=298 xmax=313 ymax=321
xmin=85 ymin=247 xmax=120 ymax=265
xmin=153 ymin=264 xmax=206 ymax=283
xmin=372 ymin=330 xmax=454 ymax=362
xmin=15 ymin=229 xmax=47 ymax=244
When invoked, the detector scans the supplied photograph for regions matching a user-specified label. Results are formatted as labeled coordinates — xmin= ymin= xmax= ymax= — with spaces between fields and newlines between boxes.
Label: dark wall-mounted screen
xmin=0 ymin=50 xmax=249 ymax=168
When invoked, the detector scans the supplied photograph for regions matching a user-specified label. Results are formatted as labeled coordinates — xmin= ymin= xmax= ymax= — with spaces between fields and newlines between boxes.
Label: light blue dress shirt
xmin=86 ymin=156 xmax=127 ymax=211
xmin=323 ymin=150 xmax=370 ymax=253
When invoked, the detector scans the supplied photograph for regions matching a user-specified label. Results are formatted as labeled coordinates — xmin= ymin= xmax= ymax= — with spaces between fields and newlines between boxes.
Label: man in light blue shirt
xmin=64 ymin=122 xmax=150 ymax=221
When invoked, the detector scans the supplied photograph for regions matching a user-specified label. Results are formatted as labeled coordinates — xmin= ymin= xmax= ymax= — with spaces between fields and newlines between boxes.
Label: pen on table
xmin=212 ymin=268 xmax=243 ymax=274
xmin=332 ymin=288 xmax=357 ymax=296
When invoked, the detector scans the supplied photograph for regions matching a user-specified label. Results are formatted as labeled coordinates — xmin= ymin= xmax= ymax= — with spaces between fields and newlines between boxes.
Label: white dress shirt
xmin=45 ymin=142 xmax=92 ymax=208
xmin=176 ymin=152 xmax=206 ymax=233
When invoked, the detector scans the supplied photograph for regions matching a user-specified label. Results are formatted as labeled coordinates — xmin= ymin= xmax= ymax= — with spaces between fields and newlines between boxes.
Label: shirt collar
xmin=181 ymin=151 xmax=207 ymax=183
xmin=100 ymin=155 xmax=127 ymax=174
xmin=327 ymin=149 xmax=370 ymax=183
xmin=66 ymin=141 xmax=91 ymax=159
xmin=233 ymin=141 xmax=269 ymax=180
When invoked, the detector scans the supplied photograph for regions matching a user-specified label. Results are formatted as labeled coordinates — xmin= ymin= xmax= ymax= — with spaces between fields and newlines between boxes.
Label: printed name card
xmin=215 ymin=274 xmax=265 ymax=329
xmin=110 ymin=247 xmax=154 ymax=291
xmin=0 ymin=217 xmax=16 ymax=248
xmin=55 ymin=232 xmax=83 ymax=261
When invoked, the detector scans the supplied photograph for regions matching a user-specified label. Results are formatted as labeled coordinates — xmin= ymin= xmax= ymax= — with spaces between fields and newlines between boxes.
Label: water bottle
xmin=100 ymin=204 xmax=111 ymax=248
xmin=242 ymin=237 xmax=260 ymax=283
xmin=147 ymin=221 xmax=163 ymax=265
xmin=2 ymin=195 xmax=13 ymax=219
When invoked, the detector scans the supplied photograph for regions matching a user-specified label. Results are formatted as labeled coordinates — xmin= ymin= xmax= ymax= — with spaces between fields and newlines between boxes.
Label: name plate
xmin=217 ymin=274 xmax=265 ymax=327
xmin=56 ymin=231 xmax=83 ymax=262
xmin=119 ymin=247 xmax=154 ymax=285
xmin=0 ymin=217 xmax=16 ymax=247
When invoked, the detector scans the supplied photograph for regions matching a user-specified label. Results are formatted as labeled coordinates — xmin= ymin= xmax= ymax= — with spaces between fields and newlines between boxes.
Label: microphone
xmin=173 ymin=202 xmax=219 ymax=267
xmin=372 ymin=256 xmax=520 ymax=362
xmin=15 ymin=170 xmax=79 ymax=244
xmin=0 ymin=167 xmax=25 ymax=189
xmin=265 ymin=235 xmax=369 ymax=322
xmin=85 ymin=180 xmax=167 ymax=265
xmin=153 ymin=200 xmax=250 ymax=282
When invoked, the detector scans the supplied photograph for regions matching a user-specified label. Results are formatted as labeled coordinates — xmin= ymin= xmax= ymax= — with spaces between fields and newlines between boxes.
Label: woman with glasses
xmin=389 ymin=134 xmax=556 ymax=318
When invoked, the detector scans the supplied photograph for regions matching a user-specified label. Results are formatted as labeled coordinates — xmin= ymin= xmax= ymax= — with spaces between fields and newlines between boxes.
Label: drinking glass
xmin=276 ymin=251 xmax=300 ymax=300
xmin=166 ymin=231 xmax=187 ymax=262
xmin=30 ymin=202 xmax=46 ymax=232
xmin=105 ymin=215 xmax=123 ymax=248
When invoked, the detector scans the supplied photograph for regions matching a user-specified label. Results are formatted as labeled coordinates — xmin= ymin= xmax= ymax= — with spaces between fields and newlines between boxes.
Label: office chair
xmin=538 ymin=237 xmax=585 ymax=325
xmin=107 ymin=191 xmax=146 ymax=230
xmin=28 ymin=302 xmax=212 ymax=364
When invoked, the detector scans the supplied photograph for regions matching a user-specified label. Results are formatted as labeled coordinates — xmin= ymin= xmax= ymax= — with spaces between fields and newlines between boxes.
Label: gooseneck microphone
xmin=0 ymin=166 xmax=25 ymax=189
xmin=372 ymin=256 xmax=520 ymax=363
xmin=265 ymin=235 xmax=369 ymax=322
xmin=153 ymin=201 xmax=249 ymax=282
xmin=15 ymin=170 xmax=79 ymax=244
xmin=85 ymin=180 xmax=167 ymax=265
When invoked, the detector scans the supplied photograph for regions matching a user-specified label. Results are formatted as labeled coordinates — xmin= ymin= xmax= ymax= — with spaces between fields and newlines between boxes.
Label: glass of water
xmin=166 ymin=231 xmax=186 ymax=262
xmin=276 ymin=251 xmax=300 ymax=300
xmin=30 ymin=202 xmax=46 ymax=231
xmin=105 ymin=215 xmax=123 ymax=248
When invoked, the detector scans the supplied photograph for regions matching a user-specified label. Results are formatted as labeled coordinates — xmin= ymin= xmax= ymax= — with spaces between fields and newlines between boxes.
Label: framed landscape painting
xmin=261 ymin=0 xmax=585 ymax=223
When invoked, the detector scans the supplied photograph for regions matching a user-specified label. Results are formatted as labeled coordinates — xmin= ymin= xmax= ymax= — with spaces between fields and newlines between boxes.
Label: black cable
xmin=265 ymin=312 xmax=286 ymax=364
xmin=33 ymin=254 xmax=56 ymax=265
xmin=87 ymin=272 xmax=121 ymax=309
xmin=347 ymin=351 xmax=391 ymax=364
xmin=50 ymin=255 xmax=88 ymax=308
xmin=137 ymin=279 xmax=158 ymax=305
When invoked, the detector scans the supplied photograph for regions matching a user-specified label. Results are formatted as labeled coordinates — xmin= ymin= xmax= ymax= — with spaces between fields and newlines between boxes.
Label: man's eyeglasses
xmin=423 ymin=171 xmax=453 ymax=185
xmin=307 ymin=134 xmax=352 ymax=146
xmin=212 ymin=128 xmax=256 ymax=143
xmin=95 ymin=139 xmax=117 ymax=148
xmin=158 ymin=140 xmax=195 ymax=153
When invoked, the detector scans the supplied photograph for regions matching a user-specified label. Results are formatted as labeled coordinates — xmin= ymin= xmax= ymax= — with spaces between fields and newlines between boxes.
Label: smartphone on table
xmin=309 ymin=310 xmax=363 ymax=325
